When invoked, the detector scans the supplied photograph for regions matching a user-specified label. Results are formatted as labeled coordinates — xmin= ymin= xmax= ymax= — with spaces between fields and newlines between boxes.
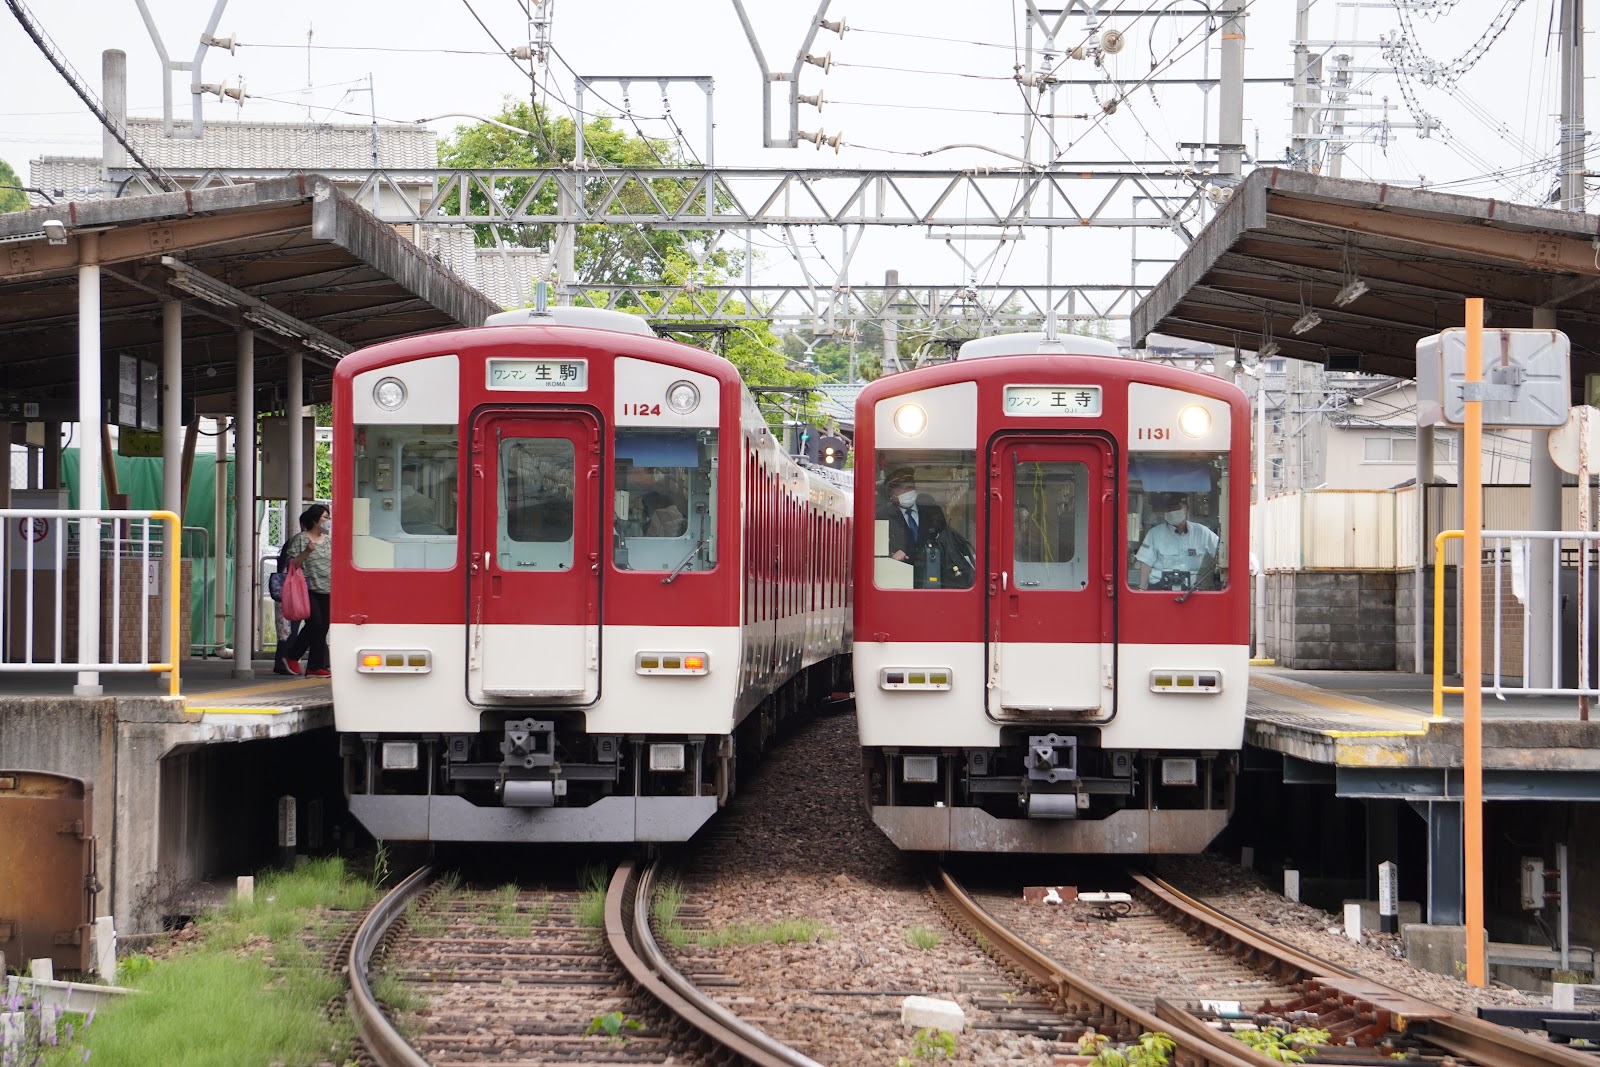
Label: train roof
xmin=483 ymin=306 xmax=657 ymax=336
xmin=957 ymin=332 xmax=1122 ymax=359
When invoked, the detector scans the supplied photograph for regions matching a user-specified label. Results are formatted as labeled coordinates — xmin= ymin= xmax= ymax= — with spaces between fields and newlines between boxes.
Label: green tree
xmin=436 ymin=101 xmax=735 ymax=287
xmin=0 ymin=158 xmax=29 ymax=213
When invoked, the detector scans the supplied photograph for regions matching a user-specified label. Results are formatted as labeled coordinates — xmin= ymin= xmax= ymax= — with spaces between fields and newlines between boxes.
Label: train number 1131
xmin=622 ymin=402 xmax=662 ymax=416
xmin=1136 ymin=426 xmax=1171 ymax=441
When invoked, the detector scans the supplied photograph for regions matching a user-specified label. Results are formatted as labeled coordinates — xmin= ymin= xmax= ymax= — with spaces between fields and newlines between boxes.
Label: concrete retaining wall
xmin=1264 ymin=570 xmax=1397 ymax=670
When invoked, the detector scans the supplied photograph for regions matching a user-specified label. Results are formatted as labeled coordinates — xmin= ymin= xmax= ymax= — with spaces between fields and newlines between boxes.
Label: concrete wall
xmin=1264 ymin=570 xmax=1397 ymax=670
xmin=1396 ymin=565 xmax=1458 ymax=675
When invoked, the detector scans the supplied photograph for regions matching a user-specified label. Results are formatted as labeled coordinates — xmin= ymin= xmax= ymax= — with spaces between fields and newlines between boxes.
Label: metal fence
xmin=0 ymin=509 xmax=182 ymax=695
xmin=1434 ymin=528 xmax=1600 ymax=712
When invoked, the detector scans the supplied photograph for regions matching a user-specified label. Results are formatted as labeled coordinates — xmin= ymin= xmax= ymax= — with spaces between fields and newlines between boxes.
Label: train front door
xmin=985 ymin=437 xmax=1115 ymax=718
xmin=468 ymin=410 xmax=602 ymax=704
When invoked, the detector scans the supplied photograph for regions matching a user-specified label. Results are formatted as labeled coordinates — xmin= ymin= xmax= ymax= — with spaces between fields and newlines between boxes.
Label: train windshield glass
xmin=871 ymin=449 xmax=978 ymax=590
xmin=613 ymin=428 xmax=718 ymax=573
xmin=350 ymin=424 xmax=459 ymax=570
xmin=1127 ymin=451 xmax=1230 ymax=592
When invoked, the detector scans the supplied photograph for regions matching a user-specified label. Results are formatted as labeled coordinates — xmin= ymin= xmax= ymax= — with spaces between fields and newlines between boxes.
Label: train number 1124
xmin=622 ymin=402 xmax=662 ymax=416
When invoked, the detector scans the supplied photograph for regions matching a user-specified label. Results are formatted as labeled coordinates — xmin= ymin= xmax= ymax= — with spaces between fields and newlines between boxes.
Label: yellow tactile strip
xmin=183 ymin=676 xmax=332 ymax=716
xmin=1248 ymin=673 xmax=1431 ymax=737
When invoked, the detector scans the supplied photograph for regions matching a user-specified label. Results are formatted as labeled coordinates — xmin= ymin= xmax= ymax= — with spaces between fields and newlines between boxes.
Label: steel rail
xmin=1135 ymin=873 xmax=1598 ymax=1067
xmin=606 ymin=859 xmax=826 ymax=1067
xmin=347 ymin=864 xmax=435 ymax=1067
xmin=931 ymin=867 xmax=1271 ymax=1067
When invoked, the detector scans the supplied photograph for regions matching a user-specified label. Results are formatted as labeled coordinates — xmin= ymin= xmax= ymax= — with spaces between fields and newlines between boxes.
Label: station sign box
xmin=1416 ymin=328 xmax=1570 ymax=428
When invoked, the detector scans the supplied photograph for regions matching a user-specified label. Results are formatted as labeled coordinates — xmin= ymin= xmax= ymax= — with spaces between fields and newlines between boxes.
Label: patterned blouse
xmin=286 ymin=530 xmax=332 ymax=594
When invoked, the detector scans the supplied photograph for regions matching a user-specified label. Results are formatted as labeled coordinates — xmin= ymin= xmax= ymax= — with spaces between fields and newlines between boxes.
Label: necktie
xmin=904 ymin=508 xmax=919 ymax=541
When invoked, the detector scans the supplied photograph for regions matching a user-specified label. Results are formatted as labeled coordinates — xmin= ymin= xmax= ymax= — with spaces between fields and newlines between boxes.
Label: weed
xmin=698 ymin=919 xmax=829 ymax=947
xmin=651 ymin=877 xmax=690 ymax=945
xmin=1079 ymin=1030 xmax=1176 ymax=1067
xmin=492 ymin=884 xmax=521 ymax=930
xmin=370 ymin=973 xmax=422 ymax=1015
xmin=526 ymin=895 xmax=553 ymax=924
xmin=372 ymin=840 xmax=392 ymax=888
xmin=575 ymin=865 xmax=610 ymax=929
xmin=896 ymin=1027 xmax=958 ymax=1065
xmin=585 ymin=1011 xmax=642 ymax=1043
xmin=903 ymin=925 xmax=943 ymax=950
xmin=2 ymin=981 xmax=90 ymax=1067
xmin=1232 ymin=1026 xmax=1329 ymax=1063
xmin=117 ymin=953 xmax=156 ymax=984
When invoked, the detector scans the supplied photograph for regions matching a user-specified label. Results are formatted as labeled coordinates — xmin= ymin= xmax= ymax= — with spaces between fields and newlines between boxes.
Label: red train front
xmin=853 ymin=334 xmax=1249 ymax=853
xmin=330 ymin=308 xmax=851 ymax=843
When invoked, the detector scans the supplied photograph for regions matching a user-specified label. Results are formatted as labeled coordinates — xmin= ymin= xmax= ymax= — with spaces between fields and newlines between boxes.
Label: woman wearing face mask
xmin=281 ymin=503 xmax=334 ymax=677
xmin=1135 ymin=492 xmax=1219 ymax=591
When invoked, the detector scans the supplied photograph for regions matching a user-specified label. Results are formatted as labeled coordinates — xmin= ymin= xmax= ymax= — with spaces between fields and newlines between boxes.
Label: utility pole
xmin=1326 ymin=53 xmax=1351 ymax=178
xmin=1289 ymin=0 xmax=1321 ymax=171
xmin=1218 ymin=0 xmax=1245 ymax=178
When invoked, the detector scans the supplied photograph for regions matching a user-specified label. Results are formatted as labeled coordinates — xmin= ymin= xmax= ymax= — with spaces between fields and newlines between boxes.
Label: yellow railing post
xmin=152 ymin=510 xmax=183 ymax=698
xmin=1433 ymin=530 xmax=1463 ymax=719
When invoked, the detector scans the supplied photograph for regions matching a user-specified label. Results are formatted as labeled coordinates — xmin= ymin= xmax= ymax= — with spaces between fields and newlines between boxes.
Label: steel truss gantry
xmin=111 ymin=166 xmax=1208 ymax=230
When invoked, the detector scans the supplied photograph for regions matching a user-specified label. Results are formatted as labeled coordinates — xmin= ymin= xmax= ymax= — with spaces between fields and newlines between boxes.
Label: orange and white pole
xmin=1463 ymin=299 xmax=1486 ymax=987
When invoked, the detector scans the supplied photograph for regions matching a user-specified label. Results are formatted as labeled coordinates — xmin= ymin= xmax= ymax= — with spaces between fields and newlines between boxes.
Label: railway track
xmin=934 ymin=866 xmax=1593 ymax=1067
xmin=346 ymin=860 xmax=824 ymax=1067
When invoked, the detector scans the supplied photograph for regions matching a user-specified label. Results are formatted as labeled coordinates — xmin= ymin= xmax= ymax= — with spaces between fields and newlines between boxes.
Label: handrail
xmin=0 ymin=509 xmax=183 ymax=697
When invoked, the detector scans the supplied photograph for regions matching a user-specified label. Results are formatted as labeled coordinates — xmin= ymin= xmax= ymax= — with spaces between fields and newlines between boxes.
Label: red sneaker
xmin=309 ymin=669 xmax=331 ymax=678
xmin=284 ymin=660 xmax=304 ymax=676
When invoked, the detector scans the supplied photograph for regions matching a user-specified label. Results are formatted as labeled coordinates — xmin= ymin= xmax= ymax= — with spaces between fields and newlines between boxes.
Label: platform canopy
xmin=1132 ymin=168 xmax=1600 ymax=394
xmin=0 ymin=174 xmax=499 ymax=407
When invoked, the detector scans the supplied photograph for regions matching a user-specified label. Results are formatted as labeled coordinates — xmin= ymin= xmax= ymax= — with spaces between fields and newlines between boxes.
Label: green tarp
xmin=60 ymin=448 xmax=237 ymax=649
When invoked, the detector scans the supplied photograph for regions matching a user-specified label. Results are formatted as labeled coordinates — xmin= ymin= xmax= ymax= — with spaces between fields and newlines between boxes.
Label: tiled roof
xmin=27 ymin=157 xmax=102 ymax=205
xmin=123 ymin=117 xmax=437 ymax=170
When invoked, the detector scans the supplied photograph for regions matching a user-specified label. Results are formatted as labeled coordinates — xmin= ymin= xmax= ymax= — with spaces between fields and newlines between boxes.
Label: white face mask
xmin=320 ymin=518 xmax=332 ymax=534
xmin=896 ymin=490 xmax=918 ymax=509
xmin=1164 ymin=509 xmax=1186 ymax=526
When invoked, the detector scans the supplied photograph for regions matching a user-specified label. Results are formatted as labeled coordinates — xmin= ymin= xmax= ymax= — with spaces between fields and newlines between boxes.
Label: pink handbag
xmin=280 ymin=561 xmax=311 ymax=622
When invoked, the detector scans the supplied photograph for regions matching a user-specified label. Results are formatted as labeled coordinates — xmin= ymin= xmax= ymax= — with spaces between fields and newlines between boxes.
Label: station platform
xmin=0 ymin=660 xmax=337 ymax=936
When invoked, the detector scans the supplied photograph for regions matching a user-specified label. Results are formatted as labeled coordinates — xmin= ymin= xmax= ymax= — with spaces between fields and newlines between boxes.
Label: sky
xmin=1 ymin=0 xmax=1591 ymax=307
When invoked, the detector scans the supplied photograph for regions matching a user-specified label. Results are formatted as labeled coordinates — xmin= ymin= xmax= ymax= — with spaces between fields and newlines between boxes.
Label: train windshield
xmin=1127 ymin=451 xmax=1230 ymax=592
xmin=613 ymin=428 xmax=718 ymax=573
xmin=350 ymin=424 xmax=459 ymax=570
xmin=871 ymin=449 xmax=978 ymax=590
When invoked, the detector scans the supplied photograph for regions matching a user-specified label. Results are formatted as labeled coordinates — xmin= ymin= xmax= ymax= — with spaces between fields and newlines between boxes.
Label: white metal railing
xmin=0 ymin=509 xmax=182 ymax=695
xmin=1434 ymin=528 xmax=1600 ymax=710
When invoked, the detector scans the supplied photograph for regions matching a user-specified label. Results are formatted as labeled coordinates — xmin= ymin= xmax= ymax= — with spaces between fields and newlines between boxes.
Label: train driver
xmin=878 ymin=467 xmax=949 ymax=585
xmin=1135 ymin=491 xmax=1219 ymax=591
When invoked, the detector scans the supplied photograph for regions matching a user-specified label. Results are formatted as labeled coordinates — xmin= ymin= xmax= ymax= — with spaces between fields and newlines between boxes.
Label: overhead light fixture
xmin=161 ymin=256 xmax=241 ymax=309
xmin=1291 ymin=311 xmax=1322 ymax=335
xmin=241 ymin=306 xmax=301 ymax=339
xmin=42 ymin=219 xmax=67 ymax=245
xmin=1258 ymin=341 xmax=1280 ymax=359
xmin=302 ymin=337 xmax=349 ymax=359
xmin=1334 ymin=279 xmax=1368 ymax=307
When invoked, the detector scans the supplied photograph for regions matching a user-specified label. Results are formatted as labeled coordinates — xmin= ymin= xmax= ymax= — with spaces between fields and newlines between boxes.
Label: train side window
xmin=871 ymin=449 xmax=978 ymax=590
xmin=613 ymin=428 xmax=718 ymax=573
xmin=1127 ymin=451 xmax=1230 ymax=593
xmin=350 ymin=424 xmax=459 ymax=570
xmin=498 ymin=438 xmax=575 ymax=570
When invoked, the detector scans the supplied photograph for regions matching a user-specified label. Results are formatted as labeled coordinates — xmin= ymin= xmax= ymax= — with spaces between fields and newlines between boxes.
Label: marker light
xmin=636 ymin=651 xmax=710 ymax=675
xmin=892 ymin=402 xmax=927 ymax=437
xmin=373 ymin=377 xmax=407 ymax=411
xmin=666 ymin=380 xmax=701 ymax=414
xmin=1177 ymin=403 xmax=1211 ymax=438
xmin=357 ymin=648 xmax=432 ymax=673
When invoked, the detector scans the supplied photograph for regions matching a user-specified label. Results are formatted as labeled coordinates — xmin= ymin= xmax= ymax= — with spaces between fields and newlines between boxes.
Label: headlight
xmin=892 ymin=402 xmax=927 ymax=437
xmin=1177 ymin=403 xmax=1211 ymax=438
xmin=373 ymin=377 xmax=407 ymax=411
xmin=666 ymin=380 xmax=700 ymax=414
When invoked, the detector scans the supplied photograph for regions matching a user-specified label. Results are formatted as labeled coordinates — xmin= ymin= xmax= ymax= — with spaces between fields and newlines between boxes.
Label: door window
xmin=498 ymin=437 xmax=575 ymax=570
xmin=1011 ymin=460 xmax=1088 ymax=591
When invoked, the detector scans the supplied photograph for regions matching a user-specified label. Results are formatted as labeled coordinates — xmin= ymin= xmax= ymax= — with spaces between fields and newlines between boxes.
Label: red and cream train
xmin=329 ymin=307 xmax=850 ymax=843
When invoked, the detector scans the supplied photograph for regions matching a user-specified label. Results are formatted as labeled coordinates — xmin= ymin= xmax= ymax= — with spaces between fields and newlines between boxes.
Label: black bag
xmin=928 ymin=525 xmax=977 ymax=589
xmin=267 ymin=540 xmax=293 ymax=602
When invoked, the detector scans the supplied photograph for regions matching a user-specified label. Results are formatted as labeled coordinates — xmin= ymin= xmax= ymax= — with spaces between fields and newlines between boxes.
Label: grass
xmin=492 ymin=883 xmax=521 ymax=931
xmin=651 ymin=876 xmax=691 ymax=947
xmin=54 ymin=856 xmax=379 ymax=1067
xmin=697 ymin=918 xmax=829 ymax=948
xmin=575 ymin=864 xmax=610 ymax=929
xmin=904 ymin=925 xmax=943 ymax=950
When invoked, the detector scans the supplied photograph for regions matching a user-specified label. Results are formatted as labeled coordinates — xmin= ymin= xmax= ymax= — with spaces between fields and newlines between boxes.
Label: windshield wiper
xmin=661 ymin=538 xmax=710 ymax=584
